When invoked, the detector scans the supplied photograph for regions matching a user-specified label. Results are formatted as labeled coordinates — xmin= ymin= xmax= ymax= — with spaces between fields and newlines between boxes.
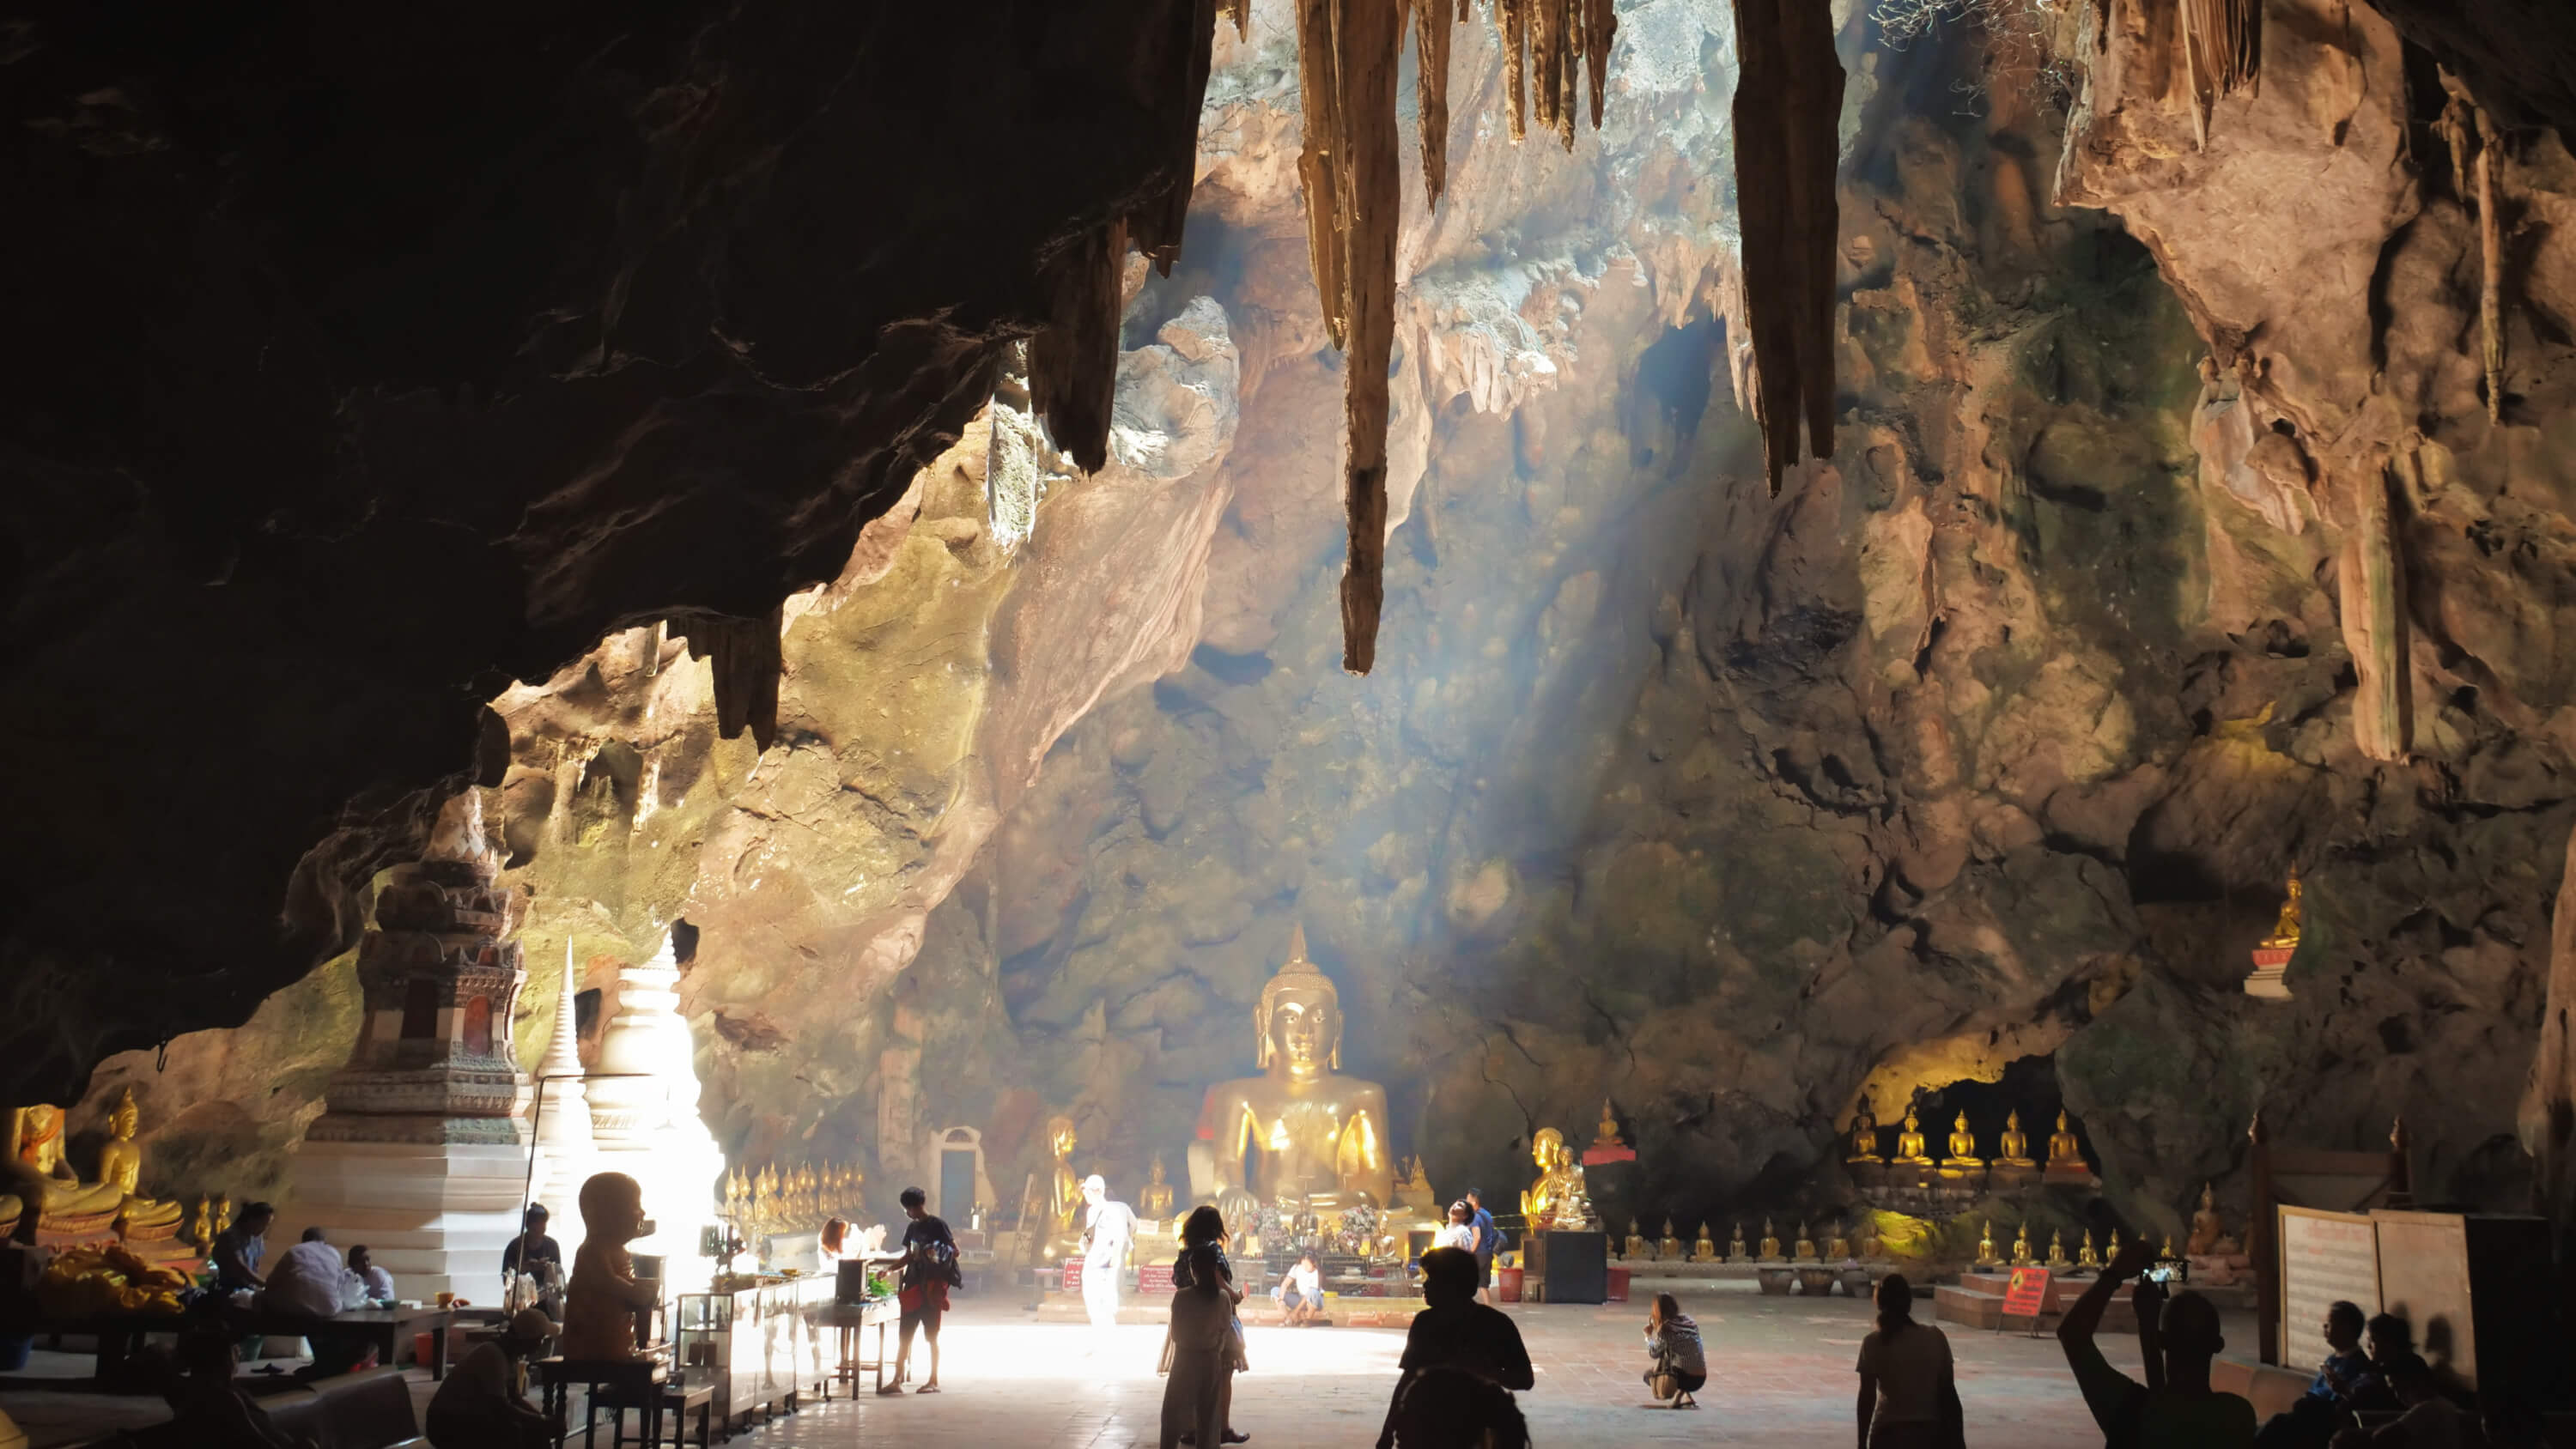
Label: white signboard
xmin=2280 ymin=1206 xmax=2380 ymax=1371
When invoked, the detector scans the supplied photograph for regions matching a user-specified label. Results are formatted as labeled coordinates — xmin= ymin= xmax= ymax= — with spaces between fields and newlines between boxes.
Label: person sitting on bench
xmin=425 ymin=1307 xmax=562 ymax=1449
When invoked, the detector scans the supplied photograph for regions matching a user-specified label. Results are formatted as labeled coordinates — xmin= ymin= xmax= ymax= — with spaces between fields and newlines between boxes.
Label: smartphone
xmin=2144 ymin=1263 xmax=2179 ymax=1284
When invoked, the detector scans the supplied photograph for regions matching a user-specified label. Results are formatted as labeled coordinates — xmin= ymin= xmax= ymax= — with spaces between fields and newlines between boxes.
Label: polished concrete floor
xmin=714 ymin=1282 xmax=2135 ymax=1446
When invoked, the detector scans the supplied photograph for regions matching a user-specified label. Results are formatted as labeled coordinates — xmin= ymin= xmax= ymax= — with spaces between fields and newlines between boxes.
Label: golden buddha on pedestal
xmin=2047 ymin=1229 xmax=2069 ymax=1268
xmin=1827 ymin=1226 xmax=1851 ymax=1259
xmin=1194 ymin=926 xmax=1393 ymax=1216
xmin=11 ymin=1105 xmax=126 ymax=1222
xmin=1846 ymin=1099 xmax=1884 ymax=1164
xmin=1758 ymin=1217 xmax=1782 ymax=1260
xmin=1139 ymin=1156 xmax=1176 ymax=1221
xmin=2263 ymin=872 xmax=2305 ymax=949
xmin=1976 ymin=1221 xmax=1999 ymax=1266
xmin=1625 ymin=1218 xmax=1649 ymax=1260
xmin=1792 ymin=1221 xmax=1817 ymax=1261
xmin=1940 ymin=1113 xmax=1983 ymax=1169
xmin=1042 ymin=1115 xmax=1083 ymax=1259
xmin=2010 ymin=1222 xmax=2033 ymax=1266
xmin=1996 ymin=1110 xmax=2036 ymax=1169
xmin=1727 ymin=1221 xmax=1747 ymax=1260
xmin=1892 ymin=1109 xmax=1934 ymax=1165
xmin=1691 ymin=1222 xmax=1719 ymax=1264
xmin=2046 ymin=1112 xmax=2088 ymax=1172
xmin=2078 ymin=1229 xmax=2102 ymax=1270
xmin=1591 ymin=1100 xmax=1622 ymax=1155
xmin=1660 ymin=1217 xmax=1684 ymax=1261
xmin=2186 ymin=1182 xmax=2227 ymax=1257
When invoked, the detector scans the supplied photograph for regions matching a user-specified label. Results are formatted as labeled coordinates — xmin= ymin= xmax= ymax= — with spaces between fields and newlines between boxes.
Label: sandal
xmin=916 ymin=1383 xmax=941 ymax=1394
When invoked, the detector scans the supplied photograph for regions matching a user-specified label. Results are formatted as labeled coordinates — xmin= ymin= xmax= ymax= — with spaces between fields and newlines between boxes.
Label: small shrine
xmin=2245 ymin=870 xmax=2301 ymax=999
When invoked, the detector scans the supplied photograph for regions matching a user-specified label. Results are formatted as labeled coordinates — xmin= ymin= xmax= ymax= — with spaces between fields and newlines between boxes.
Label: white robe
xmin=1081 ymin=1200 xmax=1137 ymax=1330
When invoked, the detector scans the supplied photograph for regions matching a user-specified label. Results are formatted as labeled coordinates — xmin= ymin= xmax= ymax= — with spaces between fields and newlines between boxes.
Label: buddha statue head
xmin=577 ymin=1170 xmax=647 ymax=1248
xmin=1256 ymin=925 xmax=1342 ymax=1081
xmin=1047 ymin=1115 xmax=1078 ymax=1162
xmin=108 ymin=1089 xmax=140 ymax=1143
xmin=1530 ymin=1126 xmax=1564 ymax=1172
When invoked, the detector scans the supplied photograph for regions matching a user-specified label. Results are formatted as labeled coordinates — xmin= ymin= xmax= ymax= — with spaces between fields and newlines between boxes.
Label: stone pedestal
xmin=281 ymin=795 xmax=535 ymax=1302
xmin=2244 ymin=944 xmax=2293 ymax=999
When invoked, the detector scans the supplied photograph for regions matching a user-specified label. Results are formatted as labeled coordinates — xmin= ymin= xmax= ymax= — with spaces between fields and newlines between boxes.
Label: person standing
xmin=2058 ymin=1237 xmax=2256 ymax=1448
xmin=1463 ymin=1190 xmax=1498 ymax=1307
xmin=1643 ymin=1294 xmax=1706 ymax=1410
xmin=1080 ymin=1173 xmax=1138 ymax=1346
xmin=882 ymin=1186 xmax=956 ymax=1396
xmin=1854 ymin=1274 xmax=1959 ymax=1447
xmin=1376 ymin=1247 xmax=1532 ymax=1449
xmin=1163 ymin=1206 xmax=1249 ymax=1448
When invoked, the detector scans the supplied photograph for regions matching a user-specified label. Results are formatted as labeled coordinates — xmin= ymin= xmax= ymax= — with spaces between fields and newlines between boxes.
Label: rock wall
xmin=69 ymin=0 xmax=2576 ymax=1247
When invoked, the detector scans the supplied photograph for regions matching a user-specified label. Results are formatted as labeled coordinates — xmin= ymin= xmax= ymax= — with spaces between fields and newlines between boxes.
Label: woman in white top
xmin=1433 ymin=1201 xmax=1479 ymax=1254
xmin=1276 ymin=1251 xmax=1326 ymax=1325
xmin=1854 ymin=1274 xmax=1959 ymax=1449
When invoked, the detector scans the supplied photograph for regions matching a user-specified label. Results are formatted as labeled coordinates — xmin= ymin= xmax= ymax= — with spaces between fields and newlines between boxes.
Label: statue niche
xmin=1193 ymin=926 xmax=1393 ymax=1216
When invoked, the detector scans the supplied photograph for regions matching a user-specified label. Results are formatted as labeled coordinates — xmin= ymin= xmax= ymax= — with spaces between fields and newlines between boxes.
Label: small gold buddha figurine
xmin=2078 ymin=1229 xmax=2102 ymax=1270
xmin=1140 ymin=1156 xmax=1176 ymax=1220
xmin=1828 ymin=1226 xmax=1851 ymax=1259
xmin=2160 ymin=1234 xmax=2177 ymax=1260
xmin=188 ymin=1196 xmax=214 ymax=1250
xmin=2107 ymin=1229 xmax=2123 ymax=1260
xmin=1691 ymin=1222 xmax=1719 ymax=1264
xmin=97 ymin=1089 xmax=185 ymax=1237
xmin=1591 ymin=1099 xmax=1623 ymax=1152
xmin=1892 ymin=1108 xmax=1934 ymax=1165
xmin=2185 ymin=1182 xmax=2225 ymax=1257
xmin=1792 ymin=1220 xmax=1818 ymax=1261
xmin=1728 ymin=1221 xmax=1748 ymax=1261
xmin=2046 ymin=1111 xmax=2088 ymax=1171
xmin=1759 ymin=1216 xmax=1782 ymax=1260
xmin=2047 ymin=1229 xmax=2069 ymax=1268
xmin=1660 ymin=1217 xmax=1685 ymax=1260
xmin=1976 ymin=1221 xmax=1999 ymax=1266
xmin=1625 ymin=1218 xmax=1649 ymax=1260
xmin=1846 ymin=1098 xmax=1884 ymax=1164
xmin=1996 ymin=1110 xmax=2036 ymax=1168
xmin=1941 ymin=1112 xmax=1983 ymax=1168
xmin=2010 ymin=1222 xmax=2033 ymax=1266
xmin=2262 ymin=870 xmax=2305 ymax=949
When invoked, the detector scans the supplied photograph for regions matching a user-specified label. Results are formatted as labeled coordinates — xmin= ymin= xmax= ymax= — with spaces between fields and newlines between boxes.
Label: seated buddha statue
xmin=2263 ymin=870 xmax=2304 ymax=949
xmin=1659 ymin=1218 xmax=1684 ymax=1261
xmin=1975 ymin=1221 xmax=1999 ymax=1265
xmin=1758 ymin=1217 xmax=1781 ymax=1260
xmin=2047 ymin=1229 xmax=2069 ymax=1268
xmin=1194 ymin=927 xmax=1393 ymax=1217
xmin=1792 ymin=1221 xmax=1817 ymax=1261
xmin=1891 ymin=1109 xmax=1934 ymax=1165
xmin=1522 ymin=1129 xmax=1596 ymax=1232
xmin=1042 ymin=1115 xmax=1084 ymax=1259
xmin=1940 ymin=1112 xmax=1983 ymax=1168
xmin=1625 ymin=1219 xmax=1649 ymax=1261
xmin=1996 ymin=1110 xmax=2036 ymax=1168
xmin=12 ymin=1105 xmax=126 ymax=1222
xmin=1846 ymin=1099 xmax=1883 ymax=1164
xmin=1727 ymin=1221 xmax=1747 ymax=1261
xmin=1139 ymin=1156 xmax=1176 ymax=1221
xmin=96 ymin=1089 xmax=185 ymax=1238
xmin=2078 ymin=1229 xmax=2102 ymax=1270
xmin=2106 ymin=1228 xmax=2123 ymax=1261
xmin=2045 ymin=1111 xmax=2089 ymax=1172
xmin=1826 ymin=1226 xmax=1850 ymax=1260
xmin=1690 ymin=1222 xmax=1718 ymax=1264
xmin=2185 ymin=1181 xmax=2227 ymax=1257
xmin=2010 ymin=1222 xmax=2033 ymax=1266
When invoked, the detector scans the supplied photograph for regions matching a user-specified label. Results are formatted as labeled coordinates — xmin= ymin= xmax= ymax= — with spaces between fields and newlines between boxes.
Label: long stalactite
xmin=1730 ymin=0 xmax=1845 ymax=494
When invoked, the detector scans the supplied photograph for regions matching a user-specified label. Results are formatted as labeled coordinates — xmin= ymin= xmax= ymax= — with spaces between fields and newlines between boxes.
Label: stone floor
xmin=714 ymin=1282 xmax=2146 ymax=1447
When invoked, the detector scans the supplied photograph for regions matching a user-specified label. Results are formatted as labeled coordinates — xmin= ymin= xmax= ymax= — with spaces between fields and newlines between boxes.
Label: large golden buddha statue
xmin=1891 ymin=1108 xmax=1933 ymax=1165
xmin=11 ymin=1105 xmax=125 ymax=1220
xmin=1042 ymin=1115 xmax=1084 ymax=1258
xmin=2046 ymin=1110 xmax=2089 ymax=1171
xmin=1195 ymin=926 xmax=1392 ymax=1214
xmin=1996 ymin=1110 xmax=2036 ymax=1168
xmin=1139 ymin=1156 xmax=1176 ymax=1221
xmin=97 ymin=1090 xmax=185 ymax=1240
xmin=1940 ymin=1112 xmax=1982 ymax=1168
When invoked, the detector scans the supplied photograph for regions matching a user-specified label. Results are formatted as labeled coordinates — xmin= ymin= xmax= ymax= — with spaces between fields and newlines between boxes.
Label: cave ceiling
xmin=16 ymin=0 xmax=2576 ymax=1237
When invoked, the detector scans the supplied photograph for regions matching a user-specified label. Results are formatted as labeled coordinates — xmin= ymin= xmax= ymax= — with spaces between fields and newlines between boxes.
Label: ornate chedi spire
xmin=532 ymin=940 xmax=594 ymax=1212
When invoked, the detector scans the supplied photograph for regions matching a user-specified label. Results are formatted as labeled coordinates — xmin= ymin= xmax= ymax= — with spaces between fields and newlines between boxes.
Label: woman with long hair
xmin=1643 ymin=1292 xmax=1705 ymax=1410
xmin=1855 ymin=1274 xmax=1962 ymax=1448
xmin=1162 ymin=1205 xmax=1248 ymax=1448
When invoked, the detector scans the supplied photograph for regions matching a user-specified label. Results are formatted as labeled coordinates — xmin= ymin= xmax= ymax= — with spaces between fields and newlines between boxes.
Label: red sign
xmin=1139 ymin=1265 xmax=1175 ymax=1295
xmin=1061 ymin=1261 xmax=1083 ymax=1294
xmin=2001 ymin=1266 xmax=2051 ymax=1322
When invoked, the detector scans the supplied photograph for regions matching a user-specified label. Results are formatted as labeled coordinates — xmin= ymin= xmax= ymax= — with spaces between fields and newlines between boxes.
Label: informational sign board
xmin=2372 ymin=1211 xmax=2477 ymax=1388
xmin=2000 ymin=1266 xmax=2051 ymax=1332
xmin=1060 ymin=1260 xmax=1084 ymax=1294
xmin=1139 ymin=1264 xmax=1176 ymax=1295
xmin=2280 ymin=1206 xmax=2380 ymax=1372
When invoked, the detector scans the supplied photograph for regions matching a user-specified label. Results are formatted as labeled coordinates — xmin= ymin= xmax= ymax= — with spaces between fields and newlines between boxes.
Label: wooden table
xmin=537 ymin=1346 xmax=677 ymax=1449
xmin=0 ymin=1303 xmax=454 ymax=1388
xmin=820 ymin=1297 xmax=896 ymax=1397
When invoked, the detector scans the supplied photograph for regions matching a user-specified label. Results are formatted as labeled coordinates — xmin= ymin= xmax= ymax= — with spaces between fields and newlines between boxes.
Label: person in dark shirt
xmin=1462 ymin=1190 xmax=1499 ymax=1307
xmin=158 ymin=1329 xmax=311 ymax=1449
xmin=882 ymin=1186 xmax=955 ymax=1397
xmin=1376 ymin=1247 xmax=1532 ymax=1449
xmin=501 ymin=1203 xmax=562 ymax=1276
xmin=2258 ymin=1299 xmax=2381 ymax=1447
xmin=210 ymin=1202 xmax=275 ymax=1292
xmin=1166 ymin=1205 xmax=1248 ymax=1446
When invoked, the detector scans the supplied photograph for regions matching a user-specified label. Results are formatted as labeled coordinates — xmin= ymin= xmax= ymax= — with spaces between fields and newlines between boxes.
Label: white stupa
xmin=585 ymin=929 xmax=724 ymax=1294
xmin=529 ymin=940 xmax=595 ymax=1217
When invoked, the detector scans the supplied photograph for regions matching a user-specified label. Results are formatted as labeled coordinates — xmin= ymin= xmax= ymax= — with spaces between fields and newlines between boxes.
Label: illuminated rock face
xmin=58 ymin=0 xmax=2576 ymax=1250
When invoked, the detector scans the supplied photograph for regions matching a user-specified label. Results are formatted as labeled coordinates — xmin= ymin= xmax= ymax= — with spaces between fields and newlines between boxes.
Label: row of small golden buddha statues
xmin=1846 ymin=1100 xmax=2093 ymax=1177
xmin=722 ymin=1160 xmax=865 ymax=1242
xmin=1619 ymin=1216 xmax=1871 ymax=1264
xmin=3 ymin=1091 xmax=204 ymax=1267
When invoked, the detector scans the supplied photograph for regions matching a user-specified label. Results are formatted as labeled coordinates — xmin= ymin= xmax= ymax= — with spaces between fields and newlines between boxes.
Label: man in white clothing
xmin=1078 ymin=1174 xmax=1136 ymax=1343
xmin=260 ymin=1228 xmax=369 ymax=1377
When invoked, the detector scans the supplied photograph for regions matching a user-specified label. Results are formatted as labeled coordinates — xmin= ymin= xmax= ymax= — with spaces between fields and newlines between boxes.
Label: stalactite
xmin=2438 ymin=72 xmax=2510 ymax=423
xmin=1414 ymin=0 xmax=1456 ymax=203
xmin=672 ymin=606 xmax=785 ymax=750
xmin=1729 ymin=0 xmax=1845 ymax=494
xmin=1029 ymin=218 xmax=1130 ymax=475
xmin=2336 ymin=466 xmax=2412 ymax=763
xmin=1489 ymin=0 xmax=1615 ymax=151
xmin=2177 ymin=0 xmax=2258 ymax=149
